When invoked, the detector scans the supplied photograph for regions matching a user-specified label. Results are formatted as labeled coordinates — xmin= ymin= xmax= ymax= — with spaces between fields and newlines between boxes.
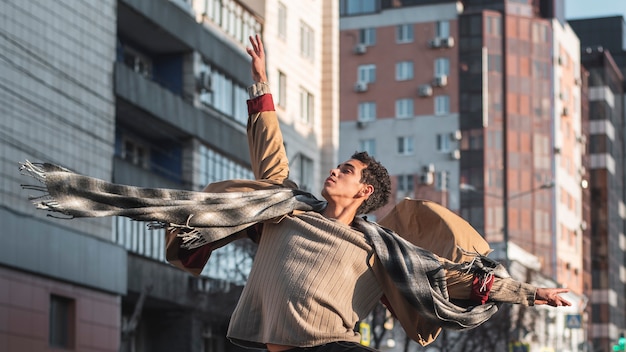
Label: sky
xmin=565 ymin=0 xmax=626 ymax=20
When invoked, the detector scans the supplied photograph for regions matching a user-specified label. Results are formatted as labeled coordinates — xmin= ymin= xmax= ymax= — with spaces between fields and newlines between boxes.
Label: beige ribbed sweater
xmin=227 ymin=212 xmax=383 ymax=348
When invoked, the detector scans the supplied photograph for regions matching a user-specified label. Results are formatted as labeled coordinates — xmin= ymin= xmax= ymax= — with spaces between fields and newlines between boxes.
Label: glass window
xmin=395 ymin=98 xmax=413 ymax=119
xmin=358 ymin=64 xmax=376 ymax=83
xmin=398 ymin=174 xmax=414 ymax=192
xmin=277 ymin=71 xmax=287 ymax=108
xmin=300 ymin=21 xmax=315 ymax=60
xmin=435 ymin=57 xmax=450 ymax=76
xmin=396 ymin=61 xmax=414 ymax=81
xmin=435 ymin=171 xmax=449 ymax=191
xmin=278 ymin=2 xmax=287 ymax=40
xmin=340 ymin=0 xmax=377 ymax=16
xmin=359 ymin=139 xmax=376 ymax=156
xmin=49 ymin=295 xmax=75 ymax=349
xmin=358 ymin=102 xmax=376 ymax=122
xmin=359 ymin=28 xmax=376 ymax=45
xmin=436 ymin=20 xmax=450 ymax=38
xmin=396 ymin=24 xmax=413 ymax=43
xmin=435 ymin=95 xmax=450 ymax=115
xmin=298 ymin=155 xmax=314 ymax=191
xmin=300 ymin=87 xmax=314 ymax=123
xmin=397 ymin=136 xmax=414 ymax=155
xmin=437 ymin=133 xmax=451 ymax=152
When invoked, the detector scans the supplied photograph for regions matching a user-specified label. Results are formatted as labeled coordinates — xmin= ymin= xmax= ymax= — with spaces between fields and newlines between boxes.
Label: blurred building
xmin=0 ymin=0 xmax=337 ymax=351
xmin=339 ymin=0 xmax=588 ymax=350
xmin=570 ymin=15 xmax=626 ymax=351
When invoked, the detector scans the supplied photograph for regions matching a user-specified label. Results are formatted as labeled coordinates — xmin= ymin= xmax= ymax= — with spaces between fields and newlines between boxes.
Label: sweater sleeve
xmin=488 ymin=277 xmax=537 ymax=306
xmin=245 ymin=83 xmax=293 ymax=185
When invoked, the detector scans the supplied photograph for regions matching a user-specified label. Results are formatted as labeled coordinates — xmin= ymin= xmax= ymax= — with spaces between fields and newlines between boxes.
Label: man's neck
xmin=322 ymin=203 xmax=359 ymax=225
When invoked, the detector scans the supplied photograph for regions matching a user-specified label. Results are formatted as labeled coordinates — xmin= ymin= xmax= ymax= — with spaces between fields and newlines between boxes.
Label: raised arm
xmin=245 ymin=35 xmax=293 ymax=186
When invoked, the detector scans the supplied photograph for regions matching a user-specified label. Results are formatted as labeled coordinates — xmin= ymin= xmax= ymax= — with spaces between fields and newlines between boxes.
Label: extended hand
xmin=246 ymin=34 xmax=267 ymax=83
xmin=534 ymin=287 xmax=571 ymax=307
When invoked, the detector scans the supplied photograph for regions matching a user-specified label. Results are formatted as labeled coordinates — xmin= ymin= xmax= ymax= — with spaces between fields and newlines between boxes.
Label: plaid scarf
xmin=19 ymin=161 xmax=506 ymax=331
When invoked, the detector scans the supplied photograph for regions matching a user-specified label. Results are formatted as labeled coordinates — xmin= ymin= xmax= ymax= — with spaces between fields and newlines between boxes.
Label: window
xmin=197 ymin=145 xmax=253 ymax=189
xmin=435 ymin=95 xmax=450 ymax=115
xmin=359 ymin=28 xmax=376 ymax=45
xmin=297 ymin=154 xmax=314 ymax=191
xmin=396 ymin=24 xmax=414 ymax=43
xmin=359 ymin=139 xmax=376 ymax=156
xmin=299 ymin=88 xmax=314 ymax=123
xmin=49 ymin=295 xmax=75 ymax=349
xmin=122 ymin=137 xmax=149 ymax=168
xmin=395 ymin=99 xmax=413 ymax=119
xmin=340 ymin=0 xmax=377 ymax=16
xmin=278 ymin=2 xmax=287 ymax=40
xmin=435 ymin=171 xmax=449 ymax=191
xmin=358 ymin=64 xmax=376 ymax=83
xmin=436 ymin=20 xmax=450 ymax=37
xmin=300 ymin=21 xmax=314 ymax=60
xmin=122 ymin=45 xmax=152 ymax=78
xmin=277 ymin=71 xmax=286 ymax=107
xmin=398 ymin=174 xmax=414 ymax=192
xmin=436 ymin=133 xmax=451 ymax=152
xmin=397 ymin=136 xmax=414 ymax=155
xmin=396 ymin=61 xmax=413 ymax=81
xmin=358 ymin=102 xmax=376 ymax=122
xmin=435 ymin=58 xmax=450 ymax=76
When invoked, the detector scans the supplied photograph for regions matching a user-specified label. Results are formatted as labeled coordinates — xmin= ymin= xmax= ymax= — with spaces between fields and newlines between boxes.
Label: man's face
xmin=321 ymin=159 xmax=371 ymax=204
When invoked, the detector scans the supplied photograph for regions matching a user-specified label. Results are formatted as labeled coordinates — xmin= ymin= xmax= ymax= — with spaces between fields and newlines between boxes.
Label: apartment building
xmin=570 ymin=16 xmax=626 ymax=351
xmin=1 ymin=0 xmax=338 ymax=351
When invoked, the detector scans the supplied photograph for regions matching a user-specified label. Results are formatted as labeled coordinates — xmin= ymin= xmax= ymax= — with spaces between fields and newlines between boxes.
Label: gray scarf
xmin=19 ymin=161 xmax=506 ymax=331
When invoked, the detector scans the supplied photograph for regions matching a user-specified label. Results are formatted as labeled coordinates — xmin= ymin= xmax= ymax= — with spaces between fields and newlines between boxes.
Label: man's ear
xmin=360 ymin=184 xmax=374 ymax=199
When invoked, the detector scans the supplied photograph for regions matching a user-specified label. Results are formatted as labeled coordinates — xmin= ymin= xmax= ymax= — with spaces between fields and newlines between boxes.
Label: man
xmin=19 ymin=34 xmax=571 ymax=352
xmin=225 ymin=35 xmax=570 ymax=351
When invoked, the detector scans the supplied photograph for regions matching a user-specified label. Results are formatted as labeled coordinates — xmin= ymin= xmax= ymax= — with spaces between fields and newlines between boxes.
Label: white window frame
xmin=398 ymin=174 xmax=414 ymax=192
xmin=436 ymin=133 xmax=451 ymax=152
xmin=435 ymin=95 xmax=450 ymax=116
xmin=395 ymin=61 xmax=414 ymax=81
xmin=435 ymin=57 xmax=450 ymax=76
xmin=395 ymin=98 xmax=413 ymax=119
xmin=359 ymin=139 xmax=376 ymax=156
xmin=300 ymin=21 xmax=315 ymax=60
xmin=358 ymin=64 xmax=376 ymax=83
xmin=359 ymin=28 xmax=376 ymax=45
xmin=277 ymin=70 xmax=286 ymax=108
xmin=299 ymin=87 xmax=314 ymax=123
xmin=396 ymin=24 xmax=414 ymax=43
xmin=278 ymin=2 xmax=287 ymax=40
xmin=436 ymin=20 xmax=450 ymax=38
xmin=358 ymin=102 xmax=376 ymax=122
xmin=397 ymin=136 xmax=414 ymax=155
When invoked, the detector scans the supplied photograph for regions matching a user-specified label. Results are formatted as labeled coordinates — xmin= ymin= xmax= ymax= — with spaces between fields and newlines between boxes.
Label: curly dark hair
xmin=351 ymin=151 xmax=391 ymax=215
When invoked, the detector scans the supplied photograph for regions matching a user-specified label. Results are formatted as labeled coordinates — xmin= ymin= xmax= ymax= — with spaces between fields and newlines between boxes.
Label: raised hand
xmin=246 ymin=34 xmax=267 ymax=83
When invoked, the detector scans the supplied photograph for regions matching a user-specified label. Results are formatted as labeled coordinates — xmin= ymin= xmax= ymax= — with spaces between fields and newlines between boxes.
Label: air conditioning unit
xmin=441 ymin=37 xmax=455 ymax=48
xmin=354 ymin=43 xmax=367 ymax=55
xmin=576 ymin=134 xmax=587 ymax=144
xmin=422 ymin=163 xmax=435 ymax=173
xmin=574 ymin=77 xmax=581 ymax=86
xmin=429 ymin=37 xmax=442 ymax=48
xmin=562 ymin=107 xmax=569 ymax=116
xmin=418 ymin=84 xmax=433 ymax=97
xmin=451 ymin=130 xmax=462 ymax=141
xmin=420 ymin=173 xmax=434 ymax=185
xmin=356 ymin=120 xmax=368 ymax=129
xmin=433 ymin=75 xmax=448 ymax=87
xmin=354 ymin=81 xmax=368 ymax=92
xmin=197 ymin=71 xmax=212 ymax=91
xmin=450 ymin=149 xmax=460 ymax=160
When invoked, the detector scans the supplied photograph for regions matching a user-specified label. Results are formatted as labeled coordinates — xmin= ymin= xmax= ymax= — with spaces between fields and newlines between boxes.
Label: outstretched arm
xmin=245 ymin=35 xmax=293 ymax=185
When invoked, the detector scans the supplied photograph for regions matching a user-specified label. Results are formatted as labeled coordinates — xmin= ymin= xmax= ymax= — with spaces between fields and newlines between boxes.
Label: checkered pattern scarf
xmin=19 ymin=161 xmax=506 ymax=331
